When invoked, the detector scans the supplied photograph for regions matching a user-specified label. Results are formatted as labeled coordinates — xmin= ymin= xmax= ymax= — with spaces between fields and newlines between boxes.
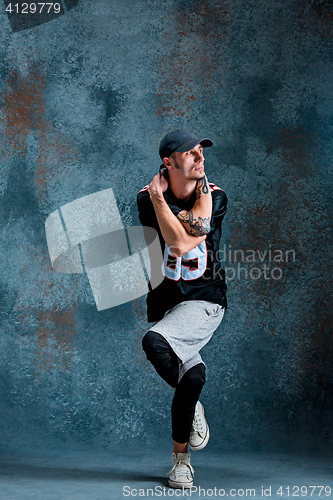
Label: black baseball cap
xmin=159 ymin=129 xmax=213 ymax=160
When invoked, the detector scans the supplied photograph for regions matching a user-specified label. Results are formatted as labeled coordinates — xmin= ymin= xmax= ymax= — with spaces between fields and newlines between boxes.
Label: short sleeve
xmin=211 ymin=189 xmax=228 ymax=226
xmin=137 ymin=189 xmax=159 ymax=230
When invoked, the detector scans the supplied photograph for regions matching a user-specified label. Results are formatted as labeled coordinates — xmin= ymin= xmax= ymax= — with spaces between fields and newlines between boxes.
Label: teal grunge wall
xmin=0 ymin=0 xmax=332 ymax=452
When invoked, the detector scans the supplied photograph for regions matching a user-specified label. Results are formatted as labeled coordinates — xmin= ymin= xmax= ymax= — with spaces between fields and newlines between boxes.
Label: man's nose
xmin=195 ymin=150 xmax=204 ymax=161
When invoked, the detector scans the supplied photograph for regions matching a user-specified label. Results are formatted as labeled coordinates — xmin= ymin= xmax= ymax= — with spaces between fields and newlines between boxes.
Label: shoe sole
xmin=189 ymin=424 xmax=210 ymax=451
xmin=168 ymin=479 xmax=193 ymax=489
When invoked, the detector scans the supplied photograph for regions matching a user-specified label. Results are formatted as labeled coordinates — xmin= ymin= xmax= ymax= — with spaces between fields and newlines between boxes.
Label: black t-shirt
xmin=137 ymin=182 xmax=228 ymax=322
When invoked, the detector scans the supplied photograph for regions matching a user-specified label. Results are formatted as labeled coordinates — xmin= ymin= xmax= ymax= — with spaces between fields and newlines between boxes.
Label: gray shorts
xmin=150 ymin=300 xmax=225 ymax=382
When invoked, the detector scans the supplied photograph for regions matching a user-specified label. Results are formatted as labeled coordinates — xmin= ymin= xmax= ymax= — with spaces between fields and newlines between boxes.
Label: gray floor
xmin=0 ymin=447 xmax=332 ymax=500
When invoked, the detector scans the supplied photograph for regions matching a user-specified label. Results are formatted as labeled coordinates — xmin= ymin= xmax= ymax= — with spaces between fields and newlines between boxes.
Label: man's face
xmin=168 ymin=143 xmax=205 ymax=181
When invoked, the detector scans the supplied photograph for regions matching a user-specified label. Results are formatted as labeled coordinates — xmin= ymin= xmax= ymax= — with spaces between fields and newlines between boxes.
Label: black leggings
xmin=142 ymin=330 xmax=205 ymax=444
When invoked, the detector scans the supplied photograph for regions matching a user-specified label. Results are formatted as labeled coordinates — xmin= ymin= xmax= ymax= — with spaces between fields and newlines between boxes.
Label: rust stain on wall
xmin=0 ymin=61 xmax=78 ymax=201
xmin=36 ymin=305 xmax=78 ymax=374
xmin=1 ymin=61 xmax=79 ymax=373
xmin=0 ymin=65 xmax=47 ymax=159
xmin=298 ymin=0 xmax=333 ymax=40
xmin=156 ymin=1 xmax=233 ymax=117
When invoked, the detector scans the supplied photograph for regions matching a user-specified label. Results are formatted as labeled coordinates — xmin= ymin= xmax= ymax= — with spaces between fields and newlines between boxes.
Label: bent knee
xmin=142 ymin=330 xmax=162 ymax=355
xmin=185 ymin=364 xmax=206 ymax=389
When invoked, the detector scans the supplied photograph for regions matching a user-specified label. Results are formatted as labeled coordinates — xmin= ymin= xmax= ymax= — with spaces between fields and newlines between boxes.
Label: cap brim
xmin=175 ymin=137 xmax=213 ymax=153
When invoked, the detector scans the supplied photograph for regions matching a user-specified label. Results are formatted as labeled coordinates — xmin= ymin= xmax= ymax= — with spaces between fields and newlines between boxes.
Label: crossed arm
xmin=148 ymin=173 xmax=212 ymax=258
xmin=176 ymin=176 xmax=212 ymax=237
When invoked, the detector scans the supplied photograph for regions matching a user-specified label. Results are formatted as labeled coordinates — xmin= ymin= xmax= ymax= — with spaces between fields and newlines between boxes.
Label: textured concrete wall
xmin=0 ymin=0 xmax=332 ymax=452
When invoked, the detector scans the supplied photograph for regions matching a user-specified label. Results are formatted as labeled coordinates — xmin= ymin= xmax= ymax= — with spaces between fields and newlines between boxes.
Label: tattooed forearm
xmin=188 ymin=217 xmax=211 ymax=236
xmin=177 ymin=210 xmax=210 ymax=236
xmin=177 ymin=211 xmax=193 ymax=224
xmin=177 ymin=175 xmax=212 ymax=236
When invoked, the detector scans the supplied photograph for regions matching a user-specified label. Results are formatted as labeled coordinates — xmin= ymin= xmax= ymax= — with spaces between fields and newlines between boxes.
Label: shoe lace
xmin=168 ymin=458 xmax=194 ymax=478
xmin=191 ymin=409 xmax=204 ymax=434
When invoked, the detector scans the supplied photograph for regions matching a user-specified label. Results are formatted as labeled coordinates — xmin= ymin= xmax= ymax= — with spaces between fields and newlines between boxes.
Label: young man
xmin=137 ymin=129 xmax=227 ymax=489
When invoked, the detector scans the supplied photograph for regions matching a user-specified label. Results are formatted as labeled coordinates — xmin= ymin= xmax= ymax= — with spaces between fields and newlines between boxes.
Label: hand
xmin=149 ymin=170 xmax=169 ymax=201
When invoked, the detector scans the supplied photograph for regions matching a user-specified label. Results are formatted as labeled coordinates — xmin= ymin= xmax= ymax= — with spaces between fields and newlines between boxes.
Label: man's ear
xmin=163 ymin=157 xmax=172 ymax=168
xmin=162 ymin=157 xmax=172 ymax=169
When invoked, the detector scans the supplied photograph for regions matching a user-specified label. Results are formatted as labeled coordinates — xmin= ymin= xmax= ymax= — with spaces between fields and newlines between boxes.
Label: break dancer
xmin=137 ymin=129 xmax=227 ymax=489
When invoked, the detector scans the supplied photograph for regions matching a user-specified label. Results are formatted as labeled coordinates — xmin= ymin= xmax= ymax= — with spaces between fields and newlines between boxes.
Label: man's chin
xmin=188 ymin=173 xmax=205 ymax=181
xmin=185 ymin=169 xmax=205 ymax=181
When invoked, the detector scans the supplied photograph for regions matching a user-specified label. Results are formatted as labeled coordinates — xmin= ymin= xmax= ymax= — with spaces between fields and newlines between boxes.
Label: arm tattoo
xmin=196 ymin=176 xmax=209 ymax=199
xmin=177 ymin=211 xmax=193 ymax=224
xmin=201 ymin=176 xmax=209 ymax=194
xmin=177 ymin=210 xmax=211 ymax=236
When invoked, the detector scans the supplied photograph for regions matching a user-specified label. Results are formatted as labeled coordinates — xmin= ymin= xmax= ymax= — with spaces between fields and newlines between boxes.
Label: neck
xmin=168 ymin=176 xmax=197 ymax=201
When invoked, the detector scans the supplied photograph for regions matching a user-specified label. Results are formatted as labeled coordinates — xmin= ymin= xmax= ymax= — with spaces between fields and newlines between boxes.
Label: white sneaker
xmin=167 ymin=451 xmax=194 ymax=489
xmin=189 ymin=401 xmax=210 ymax=451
